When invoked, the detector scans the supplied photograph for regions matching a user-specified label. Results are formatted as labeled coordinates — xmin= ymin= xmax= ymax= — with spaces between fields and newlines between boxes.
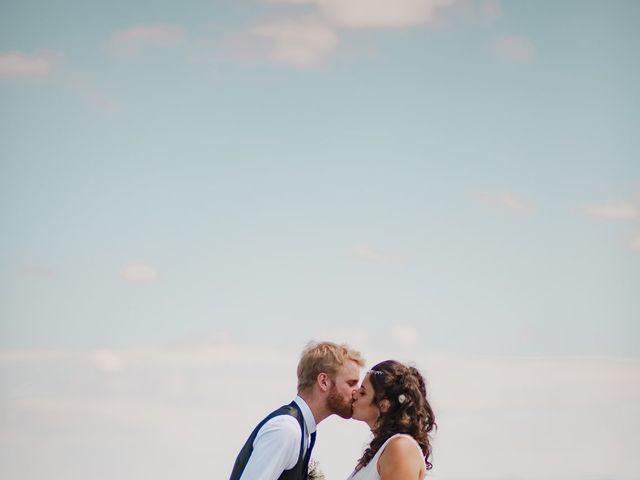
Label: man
xmin=229 ymin=341 xmax=365 ymax=480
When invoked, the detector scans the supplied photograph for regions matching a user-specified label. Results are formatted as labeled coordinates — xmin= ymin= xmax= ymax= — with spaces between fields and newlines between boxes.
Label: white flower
xmin=398 ymin=394 xmax=407 ymax=404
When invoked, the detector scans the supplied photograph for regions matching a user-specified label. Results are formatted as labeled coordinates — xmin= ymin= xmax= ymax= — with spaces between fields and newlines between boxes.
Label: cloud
xmin=122 ymin=263 xmax=160 ymax=283
xmin=476 ymin=191 xmax=535 ymax=213
xmin=480 ymin=0 xmax=502 ymax=20
xmin=352 ymin=244 xmax=407 ymax=263
xmin=17 ymin=264 xmax=54 ymax=278
xmin=0 ymin=342 xmax=294 ymax=371
xmin=4 ymin=345 xmax=639 ymax=406
xmin=2 ymin=344 xmax=639 ymax=480
xmin=193 ymin=31 xmax=269 ymax=64
xmin=315 ymin=327 xmax=368 ymax=347
xmin=391 ymin=325 xmax=418 ymax=346
xmin=0 ymin=51 xmax=116 ymax=113
xmin=0 ymin=349 xmax=75 ymax=363
xmin=581 ymin=200 xmax=640 ymax=251
xmin=109 ymin=23 xmax=187 ymax=57
xmin=252 ymin=17 xmax=339 ymax=66
xmin=582 ymin=201 xmax=640 ymax=219
xmin=242 ymin=0 xmax=465 ymax=66
xmin=0 ymin=51 xmax=58 ymax=77
xmin=91 ymin=350 xmax=126 ymax=373
xmin=63 ymin=74 xmax=119 ymax=113
xmin=267 ymin=0 xmax=460 ymax=29
xmin=490 ymin=34 xmax=535 ymax=63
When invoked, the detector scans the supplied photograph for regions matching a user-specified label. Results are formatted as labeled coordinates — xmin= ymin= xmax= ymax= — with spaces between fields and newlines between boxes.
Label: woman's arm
xmin=377 ymin=436 xmax=426 ymax=480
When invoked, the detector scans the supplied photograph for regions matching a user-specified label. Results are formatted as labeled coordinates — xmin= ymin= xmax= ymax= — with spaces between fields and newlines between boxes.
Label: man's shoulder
xmin=252 ymin=412 xmax=302 ymax=454
xmin=257 ymin=413 xmax=302 ymax=437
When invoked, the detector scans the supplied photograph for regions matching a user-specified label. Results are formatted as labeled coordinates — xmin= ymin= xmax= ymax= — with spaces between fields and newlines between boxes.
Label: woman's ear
xmin=379 ymin=399 xmax=391 ymax=413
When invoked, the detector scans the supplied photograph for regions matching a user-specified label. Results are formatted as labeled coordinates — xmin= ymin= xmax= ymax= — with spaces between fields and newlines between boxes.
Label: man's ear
xmin=379 ymin=399 xmax=390 ymax=414
xmin=317 ymin=373 xmax=331 ymax=392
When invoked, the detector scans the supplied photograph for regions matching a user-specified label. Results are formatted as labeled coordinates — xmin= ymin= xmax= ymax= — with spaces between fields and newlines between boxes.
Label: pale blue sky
xmin=1 ymin=0 xmax=639 ymax=355
xmin=1 ymin=2 xmax=640 ymax=479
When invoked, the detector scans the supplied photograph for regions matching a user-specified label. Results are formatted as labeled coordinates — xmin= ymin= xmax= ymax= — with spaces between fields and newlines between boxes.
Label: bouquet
xmin=308 ymin=458 xmax=326 ymax=480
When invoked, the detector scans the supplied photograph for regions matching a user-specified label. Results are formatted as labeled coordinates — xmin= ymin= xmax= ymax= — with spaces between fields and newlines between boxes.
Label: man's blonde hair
xmin=297 ymin=341 xmax=365 ymax=392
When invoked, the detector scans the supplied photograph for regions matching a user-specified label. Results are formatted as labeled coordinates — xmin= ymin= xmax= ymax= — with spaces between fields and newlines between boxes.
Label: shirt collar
xmin=294 ymin=395 xmax=317 ymax=435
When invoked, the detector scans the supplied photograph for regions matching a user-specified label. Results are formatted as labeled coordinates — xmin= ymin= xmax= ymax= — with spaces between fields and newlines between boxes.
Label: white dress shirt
xmin=239 ymin=396 xmax=317 ymax=480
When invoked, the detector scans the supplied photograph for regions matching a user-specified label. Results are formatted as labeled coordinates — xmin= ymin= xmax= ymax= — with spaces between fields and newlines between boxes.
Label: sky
xmin=1 ymin=0 xmax=639 ymax=479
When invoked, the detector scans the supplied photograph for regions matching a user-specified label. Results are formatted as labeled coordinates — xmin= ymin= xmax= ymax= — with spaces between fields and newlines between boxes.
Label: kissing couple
xmin=229 ymin=341 xmax=436 ymax=480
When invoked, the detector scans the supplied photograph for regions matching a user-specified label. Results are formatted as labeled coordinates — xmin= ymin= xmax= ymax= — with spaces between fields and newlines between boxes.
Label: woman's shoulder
xmin=377 ymin=434 xmax=425 ymax=477
xmin=383 ymin=434 xmax=422 ymax=455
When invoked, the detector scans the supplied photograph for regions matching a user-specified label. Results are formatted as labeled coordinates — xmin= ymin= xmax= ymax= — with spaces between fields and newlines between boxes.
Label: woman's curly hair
xmin=355 ymin=360 xmax=436 ymax=471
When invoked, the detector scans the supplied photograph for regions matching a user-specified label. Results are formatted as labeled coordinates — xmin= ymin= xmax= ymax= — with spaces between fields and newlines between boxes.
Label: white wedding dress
xmin=346 ymin=433 xmax=425 ymax=480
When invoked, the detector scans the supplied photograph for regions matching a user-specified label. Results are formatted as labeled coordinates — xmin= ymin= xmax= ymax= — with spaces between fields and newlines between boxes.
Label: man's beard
xmin=327 ymin=385 xmax=353 ymax=419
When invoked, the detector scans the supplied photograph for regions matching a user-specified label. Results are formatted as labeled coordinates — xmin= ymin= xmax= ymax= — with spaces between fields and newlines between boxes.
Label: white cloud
xmin=247 ymin=0 xmax=465 ymax=66
xmin=0 ymin=349 xmax=75 ymax=363
xmin=476 ymin=191 xmax=535 ymax=213
xmin=109 ymin=24 xmax=187 ymax=57
xmin=0 ymin=51 xmax=58 ymax=77
xmin=0 ymin=342 xmax=294 ymax=371
xmin=267 ymin=0 xmax=460 ymax=29
xmin=252 ymin=17 xmax=339 ymax=66
xmin=1 ymin=344 xmax=639 ymax=480
xmin=629 ymin=232 xmax=640 ymax=252
xmin=92 ymin=350 xmax=126 ymax=373
xmin=0 ymin=51 xmax=116 ymax=113
xmin=490 ymin=34 xmax=535 ymax=63
xmin=63 ymin=74 xmax=119 ymax=113
xmin=194 ymin=31 xmax=269 ymax=64
xmin=352 ymin=244 xmax=407 ymax=263
xmin=17 ymin=264 xmax=54 ymax=278
xmin=391 ymin=325 xmax=418 ymax=346
xmin=122 ymin=263 xmax=160 ymax=283
xmin=315 ymin=327 xmax=368 ymax=348
xmin=480 ymin=0 xmax=502 ymax=20
xmin=582 ymin=201 xmax=640 ymax=219
xmin=423 ymin=354 xmax=640 ymax=410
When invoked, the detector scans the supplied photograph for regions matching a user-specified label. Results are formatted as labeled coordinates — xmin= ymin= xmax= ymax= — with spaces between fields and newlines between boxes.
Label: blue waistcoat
xmin=228 ymin=402 xmax=311 ymax=480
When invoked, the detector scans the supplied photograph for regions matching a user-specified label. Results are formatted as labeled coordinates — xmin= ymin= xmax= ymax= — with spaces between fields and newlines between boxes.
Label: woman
xmin=347 ymin=360 xmax=436 ymax=480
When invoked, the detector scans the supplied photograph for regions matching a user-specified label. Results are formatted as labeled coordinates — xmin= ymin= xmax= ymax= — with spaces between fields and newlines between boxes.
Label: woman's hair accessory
xmin=398 ymin=394 xmax=407 ymax=404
